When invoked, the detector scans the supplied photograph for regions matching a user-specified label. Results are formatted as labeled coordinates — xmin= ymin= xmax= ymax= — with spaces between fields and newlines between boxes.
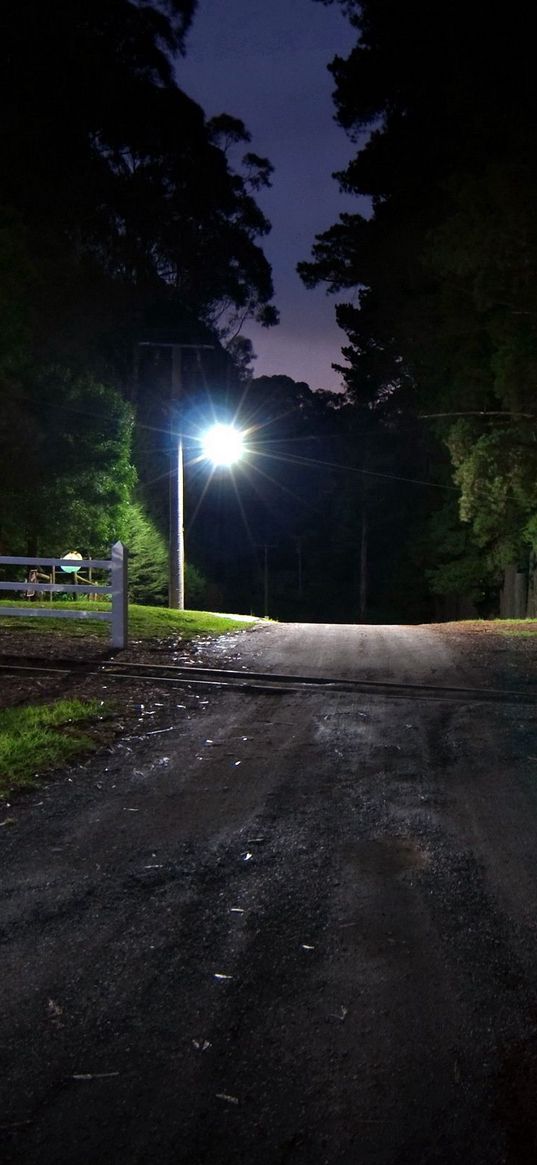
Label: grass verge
xmin=0 ymin=603 xmax=262 ymax=798
xmin=490 ymin=618 xmax=537 ymax=639
xmin=432 ymin=618 xmax=537 ymax=639
xmin=0 ymin=698 xmax=106 ymax=796
xmin=0 ymin=600 xmax=260 ymax=640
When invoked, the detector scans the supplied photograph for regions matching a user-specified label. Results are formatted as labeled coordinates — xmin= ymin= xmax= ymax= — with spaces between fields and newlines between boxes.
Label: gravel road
xmin=2 ymin=621 xmax=537 ymax=1164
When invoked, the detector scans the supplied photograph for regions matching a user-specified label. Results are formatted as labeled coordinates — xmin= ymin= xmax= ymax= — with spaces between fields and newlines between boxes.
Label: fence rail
xmin=0 ymin=541 xmax=128 ymax=649
xmin=0 ymin=582 xmax=111 ymax=595
xmin=0 ymin=556 xmax=112 ymax=569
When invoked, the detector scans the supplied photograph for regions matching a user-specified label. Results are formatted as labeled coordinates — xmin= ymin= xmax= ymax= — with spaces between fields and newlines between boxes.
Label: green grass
xmin=439 ymin=617 xmax=537 ymax=639
xmin=461 ymin=617 xmax=537 ymax=639
xmin=129 ymin=605 xmax=260 ymax=640
xmin=490 ymin=618 xmax=537 ymax=639
xmin=0 ymin=600 xmax=260 ymax=641
xmin=0 ymin=698 xmax=105 ymax=795
xmin=0 ymin=603 xmax=262 ymax=798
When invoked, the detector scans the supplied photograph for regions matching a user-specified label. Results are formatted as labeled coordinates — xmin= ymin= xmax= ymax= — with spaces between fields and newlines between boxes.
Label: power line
xmin=419 ymin=411 xmax=536 ymax=420
xmin=257 ymin=450 xmax=460 ymax=492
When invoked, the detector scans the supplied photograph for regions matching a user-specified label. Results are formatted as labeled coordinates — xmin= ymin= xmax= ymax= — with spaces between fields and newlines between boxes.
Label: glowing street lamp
xmin=201 ymin=423 xmax=245 ymax=467
xmin=138 ymin=333 xmax=246 ymax=611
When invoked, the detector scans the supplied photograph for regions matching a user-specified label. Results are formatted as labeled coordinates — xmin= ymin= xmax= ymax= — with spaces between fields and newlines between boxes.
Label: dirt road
xmin=2 ymin=622 xmax=537 ymax=1164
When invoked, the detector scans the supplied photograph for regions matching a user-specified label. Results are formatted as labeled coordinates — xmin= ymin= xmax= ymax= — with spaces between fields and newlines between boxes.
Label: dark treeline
xmin=0 ymin=0 xmax=277 ymax=598
xmin=135 ymin=350 xmax=437 ymax=623
xmin=2 ymin=1 xmax=535 ymax=620
xmin=301 ymin=0 xmax=537 ymax=617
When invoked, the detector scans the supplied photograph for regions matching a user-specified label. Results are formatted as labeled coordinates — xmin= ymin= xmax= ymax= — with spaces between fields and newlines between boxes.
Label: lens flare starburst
xmin=201 ymin=423 xmax=245 ymax=467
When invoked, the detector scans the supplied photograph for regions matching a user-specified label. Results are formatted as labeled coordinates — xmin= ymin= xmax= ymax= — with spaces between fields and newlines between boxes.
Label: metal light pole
xmin=139 ymin=340 xmax=213 ymax=610
xmin=264 ymin=543 xmax=269 ymax=618
xmin=255 ymin=542 xmax=274 ymax=618
xmin=296 ymin=536 xmax=303 ymax=599
xmin=170 ymin=345 xmax=184 ymax=610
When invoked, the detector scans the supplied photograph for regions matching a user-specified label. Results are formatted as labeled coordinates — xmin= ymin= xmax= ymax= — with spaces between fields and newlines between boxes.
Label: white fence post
xmin=0 ymin=546 xmax=128 ymax=646
xmin=111 ymin=541 xmax=128 ymax=649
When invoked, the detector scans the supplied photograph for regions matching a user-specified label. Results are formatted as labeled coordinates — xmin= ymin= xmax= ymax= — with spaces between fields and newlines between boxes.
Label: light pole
xmin=138 ymin=337 xmax=246 ymax=610
xmin=170 ymin=344 xmax=184 ymax=611
xmin=264 ymin=543 xmax=269 ymax=618
xmin=254 ymin=542 xmax=275 ymax=618
xmin=169 ymin=411 xmax=246 ymax=609
xmin=138 ymin=340 xmax=213 ymax=609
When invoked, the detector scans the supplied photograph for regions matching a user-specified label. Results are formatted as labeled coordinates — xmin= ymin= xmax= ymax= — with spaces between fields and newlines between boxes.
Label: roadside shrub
xmin=119 ymin=501 xmax=211 ymax=608
xmin=120 ymin=501 xmax=167 ymax=605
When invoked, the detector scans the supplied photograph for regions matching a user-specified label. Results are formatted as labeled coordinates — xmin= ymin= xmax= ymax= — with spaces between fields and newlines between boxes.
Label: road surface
xmin=2 ymin=622 xmax=537 ymax=1163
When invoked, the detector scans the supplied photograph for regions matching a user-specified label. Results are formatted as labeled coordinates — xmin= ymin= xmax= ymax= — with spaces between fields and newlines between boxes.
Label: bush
xmin=119 ymin=502 xmax=211 ymax=608
xmin=119 ymin=502 xmax=168 ymax=606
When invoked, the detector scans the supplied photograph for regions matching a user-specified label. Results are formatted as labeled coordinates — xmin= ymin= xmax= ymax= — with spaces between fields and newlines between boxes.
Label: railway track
xmin=0 ymin=656 xmax=535 ymax=704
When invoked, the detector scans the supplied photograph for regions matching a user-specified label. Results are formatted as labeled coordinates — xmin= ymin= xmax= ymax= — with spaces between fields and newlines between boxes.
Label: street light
xmin=138 ymin=341 xmax=247 ymax=610
xmin=138 ymin=340 xmax=213 ymax=610
xmin=168 ymin=416 xmax=245 ymax=610
xmin=201 ymin=423 xmax=245 ymax=467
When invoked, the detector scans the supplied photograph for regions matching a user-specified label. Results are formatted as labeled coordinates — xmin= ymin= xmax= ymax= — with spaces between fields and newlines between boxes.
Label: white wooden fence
xmin=0 ymin=541 xmax=128 ymax=649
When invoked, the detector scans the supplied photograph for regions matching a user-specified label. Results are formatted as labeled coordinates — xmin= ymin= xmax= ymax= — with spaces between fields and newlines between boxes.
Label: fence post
xmin=111 ymin=541 xmax=128 ymax=649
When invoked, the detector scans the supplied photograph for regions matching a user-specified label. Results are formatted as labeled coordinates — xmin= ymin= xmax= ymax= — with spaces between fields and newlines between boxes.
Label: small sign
xmin=60 ymin=551 xmax=83 ymax=574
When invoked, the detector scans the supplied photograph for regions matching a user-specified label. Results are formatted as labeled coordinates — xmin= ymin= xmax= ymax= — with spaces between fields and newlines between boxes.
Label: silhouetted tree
xmin=0 ymin=1 xmax=278 ymax=560
xmin=303 ymin=0 xmax=537 ymax=610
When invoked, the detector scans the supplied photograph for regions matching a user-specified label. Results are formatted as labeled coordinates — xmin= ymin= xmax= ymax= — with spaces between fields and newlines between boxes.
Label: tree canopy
xmin=0 ymin=1 xmax=279 ymax=562
xmin=0 ymin=367 xmax=135 ymax=554
xmin=302 ymin=0 xmax=537 ymax=608
xmin=1 ymin=2 xmax=278 ymax=370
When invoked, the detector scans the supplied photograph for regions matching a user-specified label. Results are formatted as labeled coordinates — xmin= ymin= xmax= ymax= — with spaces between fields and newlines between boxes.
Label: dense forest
xmin=1 ymin=0 xmax=535 ymax=620
xmin=301 ymin=0 xmax=537 ymax=618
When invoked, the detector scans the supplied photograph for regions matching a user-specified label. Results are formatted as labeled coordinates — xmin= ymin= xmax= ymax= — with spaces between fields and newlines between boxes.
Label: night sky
xmin=177 ymin=0 xmax=366 ymax=393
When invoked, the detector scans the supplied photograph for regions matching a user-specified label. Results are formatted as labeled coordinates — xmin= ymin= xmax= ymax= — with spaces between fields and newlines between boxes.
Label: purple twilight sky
xmin=176 ymin=0 xmax=367 ymax=393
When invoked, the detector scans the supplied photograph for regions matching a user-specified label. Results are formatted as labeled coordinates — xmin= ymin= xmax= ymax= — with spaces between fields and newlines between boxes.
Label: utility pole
xmin=295 ymin=537 xmax=303 ymax=599
xmin=170 ymin=344 xmax=184 ymax=611
xmin=264 ymin=543 xmax=269 ymax=618
xmin=358 ymin=454 xmax=369 ymax=623
xmin=359 ymin=508 xmax=368 ymax=622
xmin=139 ymin=340 xmax=213 ymax=610
xmin=255 ymin=542 xmax=274 ymax=618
